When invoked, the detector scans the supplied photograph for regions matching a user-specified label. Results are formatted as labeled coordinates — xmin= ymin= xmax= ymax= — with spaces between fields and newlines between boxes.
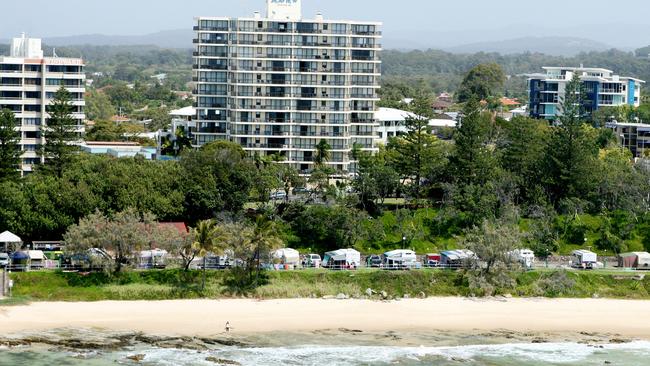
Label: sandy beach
xmin=1 ymin=297 xmax=649 ymax=338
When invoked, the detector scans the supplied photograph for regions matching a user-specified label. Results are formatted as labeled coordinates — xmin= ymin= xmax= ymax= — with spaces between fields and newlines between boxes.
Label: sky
xmin=1 ymin=0 xmax=649 ymax=47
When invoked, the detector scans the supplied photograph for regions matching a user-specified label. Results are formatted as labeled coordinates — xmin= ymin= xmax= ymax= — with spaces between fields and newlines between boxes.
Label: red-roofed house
xmin=159 ymin=222 xmax=189 ymax=234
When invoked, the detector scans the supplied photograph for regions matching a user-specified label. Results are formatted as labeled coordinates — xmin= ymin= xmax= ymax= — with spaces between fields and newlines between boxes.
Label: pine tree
xmin=390 ymin=97 xmax=443 ymax=199
xmin=449 ymin=98 xmax=496 ymax=186
xmin=544 ymin=74 xmax=599 ymax=205
xmin=0 ymin=109 xmax=21 ymax=180
xmin=41 ymin=85 xmax=80 ymax=177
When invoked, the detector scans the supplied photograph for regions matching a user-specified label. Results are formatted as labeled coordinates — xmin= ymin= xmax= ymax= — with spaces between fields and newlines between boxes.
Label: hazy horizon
xmin=1 ymin=0 xmax=650 ymax=49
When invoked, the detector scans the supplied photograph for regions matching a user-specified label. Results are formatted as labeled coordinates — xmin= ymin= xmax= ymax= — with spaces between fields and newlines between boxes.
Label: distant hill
xmin=445 ymin=37 xmax=613 ymax=57
xmin=40 ymin=29 xmax=193 ymax=49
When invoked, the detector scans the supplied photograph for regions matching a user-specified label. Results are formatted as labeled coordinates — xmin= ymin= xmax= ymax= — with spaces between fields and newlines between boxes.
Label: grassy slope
xmin=5 ymin=269 xmax=650 ymax=303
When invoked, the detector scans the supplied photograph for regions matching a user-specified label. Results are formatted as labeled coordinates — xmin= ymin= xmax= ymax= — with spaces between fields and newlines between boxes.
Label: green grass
xmin=5 ymin=269 xmax=650 ymax=303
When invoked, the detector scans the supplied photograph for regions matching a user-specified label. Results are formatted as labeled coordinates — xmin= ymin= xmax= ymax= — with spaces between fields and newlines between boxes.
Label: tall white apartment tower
xmin=0 ymin=34 xmax=85 ymax=174
xmin=193 ymin=0 xmax=382 ymax=173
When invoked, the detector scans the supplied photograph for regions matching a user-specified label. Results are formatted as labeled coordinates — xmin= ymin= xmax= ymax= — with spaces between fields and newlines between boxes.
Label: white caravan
xmin=571 ymin=250 xmax=598 ymax=270
xmin=323 ymin=249 xmax=361 ymax=270
xmin=510 ymin=249 xmax=536 ymax=269
xmin=382 ymin=250 xmax=418 ymax=270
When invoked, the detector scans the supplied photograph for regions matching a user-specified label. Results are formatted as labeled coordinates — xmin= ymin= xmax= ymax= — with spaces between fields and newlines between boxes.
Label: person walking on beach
xmin=225 ymin=321 xmax=231 ymax=333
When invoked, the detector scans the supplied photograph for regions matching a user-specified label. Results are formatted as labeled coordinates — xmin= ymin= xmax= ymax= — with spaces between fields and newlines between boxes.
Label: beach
xmin=2 ymin=297 xmax=650 ymax=338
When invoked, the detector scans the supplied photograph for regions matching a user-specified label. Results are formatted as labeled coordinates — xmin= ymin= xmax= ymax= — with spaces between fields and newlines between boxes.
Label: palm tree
xmin=248 ymin=216 xmax=283 ymax=285
xmin=314 ymin=139 xmax=331 ymax=167
xmin=191 ymin=219 xmax=224 ymax=290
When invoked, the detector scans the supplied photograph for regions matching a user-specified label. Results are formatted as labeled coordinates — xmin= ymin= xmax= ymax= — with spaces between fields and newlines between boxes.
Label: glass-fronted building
xmin=528 ymin=66 xmax=644 ymax=120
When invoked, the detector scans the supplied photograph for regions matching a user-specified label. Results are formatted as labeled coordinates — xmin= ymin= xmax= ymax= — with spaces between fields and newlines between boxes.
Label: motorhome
xmin=382 ymin=250 xmax=418 ymax=270
xmin=27 ymin=250 xmax=47 ymax=270
xmin=510 ymin=249 xmax=536 ymax=270
xmin=272 ymin=248 xmax=301 ymax=270
xmin=571 ymin=250 xmax=598 ymax=270
xmin=302 ymin=254 xmax=322 ymax=268
xmin=323 ymin=249 xmax=361 ymax=270
xmin=139 ymin=249 xmax=168 ymax=269
xmin=440 ymin=250 xmax=475 ymax=269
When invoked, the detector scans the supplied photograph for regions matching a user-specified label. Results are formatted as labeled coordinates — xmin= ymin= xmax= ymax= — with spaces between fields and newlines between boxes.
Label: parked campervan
xmin=382 ymin=250 xmax=418 ymax=270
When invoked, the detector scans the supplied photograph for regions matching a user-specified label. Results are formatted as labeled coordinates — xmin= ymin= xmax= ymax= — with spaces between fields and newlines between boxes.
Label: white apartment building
xmin=528 ymin=66 xmax=644 ymax=120
xmin=193 ymin=0 xmax=382 ymax=173
xmin=0 ymin=34 xmax=85 ymax=174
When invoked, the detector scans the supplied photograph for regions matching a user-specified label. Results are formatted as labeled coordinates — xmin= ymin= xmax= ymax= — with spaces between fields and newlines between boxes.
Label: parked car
xmin=270 ymin=191 xmax=287 ymax=200
xmin=423 ymin=254 xmax=441 ymax=268
xmin=292 ymin=187 xmax=312 ymax=195
xmin=302 ymin=254 xmax=322 ymax=268
xmin=366 ymin=254 xmax=382 ymax=268
xmin=0 ymin=253 xmax=9 ymax=268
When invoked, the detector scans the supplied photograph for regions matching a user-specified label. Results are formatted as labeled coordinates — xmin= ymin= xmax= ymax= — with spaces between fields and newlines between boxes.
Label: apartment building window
xmin=352 ymin=24 xmax=375 ymax=35
xmin=24 ymin=65 xmax=41 ymax=72
xmin=198 ymin=97 xmax=226 ymax=108
xmin=24 ymin=78 xmax=41 ymax=85
xmin=0 ymin=64 xmax=21 ymax=72
xmin=199 ymin=20 xmax=229 ymax=31
xmin=23 ymin=118 xmax=41 ymax=126
xmin=0 ymin=77 xmax=21 ymax=86
xmin=237 ymin=21 xmax=254 ymax=31
xmin=23 ymin=158 xmax=40 ymax=165
xmin=22 ymin=144 xmax=39 ymax=152
xmin=331 ymin=24 xmax=347 ymax=34
xmin=197 ymin=84 xmax=227 ymax=95
xmin=24 ymin=131 xmax=41 ymax=139
xmin=199 ymin=71 xmax=227 ymax=83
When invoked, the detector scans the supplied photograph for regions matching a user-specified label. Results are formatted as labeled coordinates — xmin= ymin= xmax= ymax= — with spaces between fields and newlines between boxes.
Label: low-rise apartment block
xmin=528 ymin=66 xmax=643 ymax=120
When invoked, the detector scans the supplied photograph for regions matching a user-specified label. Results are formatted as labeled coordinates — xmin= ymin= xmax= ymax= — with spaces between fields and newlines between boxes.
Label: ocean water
xmin=2 ymin=341 xmax=650 ymax=366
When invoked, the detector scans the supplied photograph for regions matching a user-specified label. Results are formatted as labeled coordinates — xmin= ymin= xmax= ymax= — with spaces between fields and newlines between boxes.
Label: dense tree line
xmin=380 ymin=48 xmax=650 ymax=100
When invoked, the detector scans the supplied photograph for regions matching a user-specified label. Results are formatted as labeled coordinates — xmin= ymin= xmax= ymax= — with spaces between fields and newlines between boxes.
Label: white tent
xmin=0 ymin=231 xmax=21 ymax=252
xmin=0 ymin=231 xmax=21 ymax=243
xmin=272 ymin=248 xmax=300 ymax=265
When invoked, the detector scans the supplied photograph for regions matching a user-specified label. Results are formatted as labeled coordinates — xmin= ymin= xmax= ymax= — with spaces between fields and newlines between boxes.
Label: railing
xmin=233 ymin=28 xmax=382 ymax=37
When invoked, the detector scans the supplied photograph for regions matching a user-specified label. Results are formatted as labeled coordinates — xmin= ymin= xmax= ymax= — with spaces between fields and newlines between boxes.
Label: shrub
xmin=534 ymin=271 xmax=576 ymax=297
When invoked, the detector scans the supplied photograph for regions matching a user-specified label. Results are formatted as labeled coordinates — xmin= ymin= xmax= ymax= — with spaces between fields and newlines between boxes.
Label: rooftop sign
xmin=267 ymin=0 xmax=301 ymax=20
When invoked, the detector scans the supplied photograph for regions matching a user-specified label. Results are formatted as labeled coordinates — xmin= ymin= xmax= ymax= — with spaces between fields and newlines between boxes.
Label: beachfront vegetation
xmin=2 ymin=46 xmax=650 ymax=301
xmin=0 ymin=109 xmax=21 ymax=182
xmin=6 ymin=269 xmax=650 ymax=303
xmin=2 ymin=64 xmax=650 ymax=262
